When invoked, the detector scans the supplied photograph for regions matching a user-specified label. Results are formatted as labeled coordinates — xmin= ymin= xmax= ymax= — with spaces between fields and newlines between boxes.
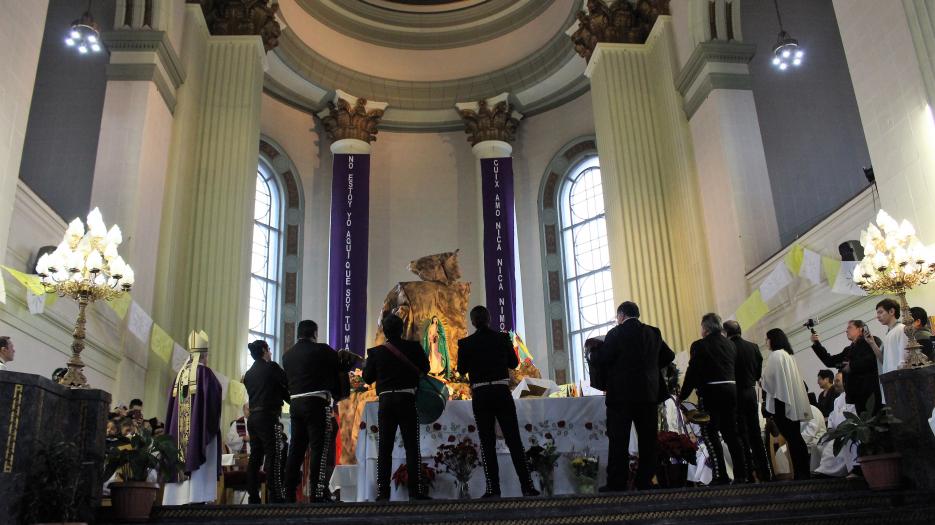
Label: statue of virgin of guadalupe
xmin=421 ymin=315 xmax=451 ymax=379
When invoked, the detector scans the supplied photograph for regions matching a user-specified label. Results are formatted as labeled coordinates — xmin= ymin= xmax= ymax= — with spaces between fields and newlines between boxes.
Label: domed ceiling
xmin=266 ymin=0 xmax=588 ymax=131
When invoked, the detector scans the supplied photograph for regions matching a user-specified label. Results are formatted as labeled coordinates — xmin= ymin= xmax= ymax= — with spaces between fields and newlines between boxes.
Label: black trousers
xmin=247 ymin=409 xmax=285 ymax=502
xmin=736 ymin=387 xmax=772 ymax=482
xmin=771 ymin=399 xmax=811 ymax=480
xmin=699 ymin=384 xmax=747 ymax=483
xmin=376 ymin=392 xmax=423 ymax=499
xmin=285 ymin=397 xmax=334 ymax=501
xmin=471 ymin=384 xmax=532 ymax=494
xmin=606 ymin=401 xmax=657 ymax=490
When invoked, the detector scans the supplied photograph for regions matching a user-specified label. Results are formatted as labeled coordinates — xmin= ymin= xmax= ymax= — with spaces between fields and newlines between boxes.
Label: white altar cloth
xmin=354 ymin=396 xmax=610 ymax=501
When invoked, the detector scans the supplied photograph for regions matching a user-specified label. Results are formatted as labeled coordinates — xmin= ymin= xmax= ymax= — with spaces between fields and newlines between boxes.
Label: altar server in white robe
xmin=866 ymin=298 xmax=906 ymax=404
xmin=815 ymin=394 xmax=859 ymax=477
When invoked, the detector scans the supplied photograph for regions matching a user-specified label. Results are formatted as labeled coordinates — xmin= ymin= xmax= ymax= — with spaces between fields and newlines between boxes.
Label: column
xmin=92 ymin=23 xmax=186 ymax=406
xmin=673 ymin=0 xmax=781 ymax=315
xmin=456 ymin=94 xmax=522 ymax=332
xmin=0 ymin=0 xmax=49 ymax=279
xmin=578 ymin=12 xmax=713 ymax=350
xmin=318 ymin=91 xmax=386 ymax=355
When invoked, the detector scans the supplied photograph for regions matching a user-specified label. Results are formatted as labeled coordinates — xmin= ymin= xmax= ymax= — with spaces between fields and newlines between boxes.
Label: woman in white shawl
xmin=763 ymin=328 xmax=813 ymax=480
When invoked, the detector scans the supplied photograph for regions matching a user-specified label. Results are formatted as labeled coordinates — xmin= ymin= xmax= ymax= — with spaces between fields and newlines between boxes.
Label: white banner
xmin=0 ymin=277 xmax=6 ymax=304
xmin=832 ymin=261 xmax=868 ymax=296
xmin=26 ymin=291 xmax=44 ymax=315
xmin=127 ymin=301 xmax=153 ymax=346
xmin=171 ymin=343 xmax=188 ymax=372
xmin=759 ymin=262 xmax=794 ymax=302
xmin=801 ymin=248 xmax=822 ymax=285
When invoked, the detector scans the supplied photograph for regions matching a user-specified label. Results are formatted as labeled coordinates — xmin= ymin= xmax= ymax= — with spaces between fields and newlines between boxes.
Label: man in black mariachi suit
xmin=363 ymin=313 xmax=431 ymax=501
xmin=242 ymin=339 xmax=290 ymax=503
xmin=724 ymin=320 xmax=771 ymax=483
xmin=592 ymin=301 xmax=675 ymax=491
xmin=680 ymin=313 xmax=747 ymax=485
xmin=282 ymin=320 xmax=348 ymax=503
xmin=457 ymin=306 xmax=539 ymax=498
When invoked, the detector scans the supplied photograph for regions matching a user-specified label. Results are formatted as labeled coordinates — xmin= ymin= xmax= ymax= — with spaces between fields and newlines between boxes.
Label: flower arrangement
xmin=569 ymin=452 xmax=599 ymax=494
xmin=392 ymin=462 xmax=437 ymax=491
xmin=526 ymin=436 xmax=560 ymax=496
xmin=434 ymin=436 xmax=480 ymax=483
xmin=349 ymin=369 xmax=369 ymax=393
xmin=657 ymin=431 xmax=697 ymax=465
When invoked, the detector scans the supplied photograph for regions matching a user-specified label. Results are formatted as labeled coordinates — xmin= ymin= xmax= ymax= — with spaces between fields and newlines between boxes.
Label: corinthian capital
xmin=455 ymin=93 xmax=523 ymax=146
xmin=570 ymin=0 xmax=671 ymax=62
xmin=317 ymin=91 xmax=388 ymax=143
xmin=195 ymin=0 xmax=282 ymax=52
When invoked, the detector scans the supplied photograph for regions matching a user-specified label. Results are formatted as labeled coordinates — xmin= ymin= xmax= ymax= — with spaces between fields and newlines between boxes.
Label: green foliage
xmin=820 ymin=403 xmax=902 ymax=457
xmin=104 ymin=430 xmax=183 ymax=483
xmin=13 ymin=440 xmax=87 ymax=525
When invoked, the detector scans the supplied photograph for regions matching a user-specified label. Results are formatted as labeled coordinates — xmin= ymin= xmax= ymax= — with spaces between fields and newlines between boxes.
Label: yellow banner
xmin=150 ymin=323 xmax=173 ymax=363
xmin=228 ymin=380 xmax=248 ymax=406
xmin=822 ymin=256 xmax=841 ymax=287
xmin=1 ymin=266 xmax=46 ymax=296
xmin=736 ymin=290 xmax=770 ymax=331
xmin=106 ymin=293 xmax=132 ymax=319
xmin=784 ymin=244 xmax=805 ymax=275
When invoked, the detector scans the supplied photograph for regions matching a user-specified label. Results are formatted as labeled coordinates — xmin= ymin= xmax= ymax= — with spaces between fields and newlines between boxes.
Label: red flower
xmin=448 ymin=435 xmax=456 ymax=442
xmin=585 ymin=422 xmax=593 ymax=430
xmin=524 ymin=423 xmax=533 ymax=432
xmin=468 ymin=425 xmax=476 ymax=433
xmin=359 ymin=422 xmax=366 ymax=430
xmin=433 ymin=422 xmax=442 ymax=431
xmin=557 ymin=420 xmax=566 ymax=428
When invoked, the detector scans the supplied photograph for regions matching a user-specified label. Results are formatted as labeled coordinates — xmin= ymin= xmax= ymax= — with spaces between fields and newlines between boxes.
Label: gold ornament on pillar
xmin=318 ymin=97 xmax=385 ymax=143
xmin=853 ymin=210 xmax=934 ymax=369
xmin=35 ymin=208 xmax=134 ymax=388
xmin=194 ymin=0 xmax=282 ymax=52
xmin=457 ymin=99 xmax=522 ymax=146
xmin=570 ymin=0 xmax=671 ymax=62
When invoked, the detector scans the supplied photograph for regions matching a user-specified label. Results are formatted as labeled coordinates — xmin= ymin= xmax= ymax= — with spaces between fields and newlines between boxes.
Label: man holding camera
xmin=810 ymin=319 xmax=880 ymax=414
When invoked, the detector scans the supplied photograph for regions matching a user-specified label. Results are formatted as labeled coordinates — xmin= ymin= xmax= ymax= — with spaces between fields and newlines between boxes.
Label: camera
xmin=803 ymin=318 xmax=817 ymax=334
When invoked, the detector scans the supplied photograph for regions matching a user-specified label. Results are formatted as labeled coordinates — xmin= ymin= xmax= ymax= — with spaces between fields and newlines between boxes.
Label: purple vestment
xmin=165 ymin=363 xmax=222 ymax=480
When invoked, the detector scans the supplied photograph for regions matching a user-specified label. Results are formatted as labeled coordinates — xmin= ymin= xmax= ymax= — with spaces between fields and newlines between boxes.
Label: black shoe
xmin=521 ymin=486 xmax=540 ymax=497
xmin=598 ymin=485 xmax=624 ymax=493
xmin=481 ymin=492 xmax=501 ymax=499
xmin=409 ymin=494 xmax=432 ymax=501
xmin=247 ymin=498 xmax=262 ymax=505
xmin=375 ymin=495 xmax=389 ymax=502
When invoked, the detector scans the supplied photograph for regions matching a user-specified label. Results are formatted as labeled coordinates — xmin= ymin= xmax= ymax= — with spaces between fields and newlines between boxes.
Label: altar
xmin=350 ymin=396 xmax=609 ymax=501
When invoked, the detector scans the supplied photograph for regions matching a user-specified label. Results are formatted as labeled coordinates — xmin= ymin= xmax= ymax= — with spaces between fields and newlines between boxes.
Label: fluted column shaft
xmin=184 ymin=36 xmax=265 ymax=397
xmin=586 ymin=16 xmax=713 ymax=350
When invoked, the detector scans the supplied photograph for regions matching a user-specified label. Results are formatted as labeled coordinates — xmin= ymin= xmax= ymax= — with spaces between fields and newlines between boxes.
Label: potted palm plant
xmin=104 ymin=430 xmax=182 ymax=521
xmin=14 ymin=440 xmax=89 ymax=525
xmin=821 ymin=405 xmax=902 ymax=490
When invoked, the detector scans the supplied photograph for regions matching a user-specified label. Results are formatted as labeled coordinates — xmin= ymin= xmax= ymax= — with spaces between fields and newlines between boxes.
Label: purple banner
xmin=328 ymin=153 xmax=370 ymax=355
xmin=480 ymin=157 xmax=517 ymax=332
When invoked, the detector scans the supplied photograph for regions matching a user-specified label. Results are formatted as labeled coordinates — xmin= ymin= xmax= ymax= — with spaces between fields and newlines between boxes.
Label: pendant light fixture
xmin=65 ymin=0 xmax=102 ymax=55
xmin=771 ymin=0 xmax=803 ymax=71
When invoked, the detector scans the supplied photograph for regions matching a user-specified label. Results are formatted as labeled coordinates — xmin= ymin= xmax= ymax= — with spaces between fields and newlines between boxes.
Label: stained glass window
xmin=559 ymin=156 xmax=614 ymax=384
xmin=248 ymin=166 xmax=283 ymax=368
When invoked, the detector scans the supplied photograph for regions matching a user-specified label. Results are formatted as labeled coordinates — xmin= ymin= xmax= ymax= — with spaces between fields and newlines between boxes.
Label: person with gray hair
xmin=680 ymin=313 xmax=748 ymax=484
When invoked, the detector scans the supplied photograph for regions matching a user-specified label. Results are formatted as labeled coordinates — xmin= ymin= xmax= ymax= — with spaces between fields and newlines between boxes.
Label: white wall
xmin=0 ymin=0 xmax=48 ymax=282
xmin=832 ymin=0 xmax=935 ymax=309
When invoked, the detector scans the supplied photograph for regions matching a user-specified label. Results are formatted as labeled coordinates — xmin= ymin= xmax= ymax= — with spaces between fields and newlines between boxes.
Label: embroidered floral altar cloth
xmin=355 ymin=396 xmax=609 ymax=500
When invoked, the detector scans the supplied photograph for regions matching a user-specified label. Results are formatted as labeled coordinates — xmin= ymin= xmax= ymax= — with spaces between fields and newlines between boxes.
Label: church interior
xmin=2 ymin=0 xmax=935 ymax=523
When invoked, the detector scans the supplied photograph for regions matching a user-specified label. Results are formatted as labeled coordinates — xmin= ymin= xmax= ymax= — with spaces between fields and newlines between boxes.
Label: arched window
xmin=248 ymin=165 xmax=284 ymax=368
xmin=559 ymin=156 xmax=614 ymax=383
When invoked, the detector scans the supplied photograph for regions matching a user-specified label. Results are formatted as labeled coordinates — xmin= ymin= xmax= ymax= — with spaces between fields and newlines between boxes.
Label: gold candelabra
xmin=853 ymin=210 xmax=933 ymax=369
xmin=36 ymin=208 xmax=134 ymax=388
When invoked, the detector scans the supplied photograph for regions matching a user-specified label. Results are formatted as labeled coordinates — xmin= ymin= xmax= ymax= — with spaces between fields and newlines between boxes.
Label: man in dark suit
xmin=810 ymin=320 xmax=881 ymax=414
xmin=457 ymin=306 xmax=539 ymax=498
xmin=282 ymin=320 xmax=348 ymax=503
xmin=242 ymin=339 xmax=290 ymax=503
xmin=363 ymin=313 xmax=431 ymax=501
xmin=724 ymin=320 xmax=770 ymax=483
xmin=592 ymin=301 xmax=674 ymax=491
xmin=680 ymin=314 xmax=747 ymax=484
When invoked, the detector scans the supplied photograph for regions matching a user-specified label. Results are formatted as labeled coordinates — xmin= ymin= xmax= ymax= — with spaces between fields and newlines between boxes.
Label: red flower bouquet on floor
xmin=657 ymin=431 xmax=697 ymax=465
xmin=391 ymin=462 xmax=437 ymax=491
